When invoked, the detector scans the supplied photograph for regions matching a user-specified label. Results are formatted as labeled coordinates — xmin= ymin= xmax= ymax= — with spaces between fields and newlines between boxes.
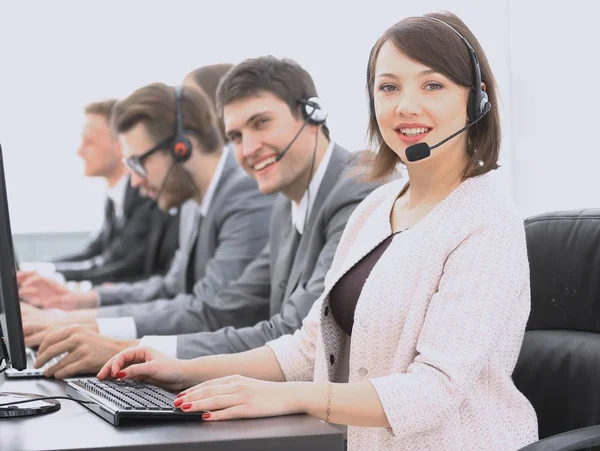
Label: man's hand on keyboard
xmin=17 ymin=271 xmax=68 ymax=307
xmin=21 ymin=302 xmax=68 ymax=347
xmin=98 ymin=346 xmax=196 ymax=391
xmin=35 ymin=325 xmax=140 ymax=379
xmin=18 ymin=271 xmax=99 ymax=310
xmin=20 ymin=302 xmax=100 ymax=347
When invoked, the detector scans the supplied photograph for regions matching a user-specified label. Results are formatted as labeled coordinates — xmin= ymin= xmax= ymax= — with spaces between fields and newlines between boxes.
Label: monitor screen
xmin=0 ymin=143 xmax=27 ymax=371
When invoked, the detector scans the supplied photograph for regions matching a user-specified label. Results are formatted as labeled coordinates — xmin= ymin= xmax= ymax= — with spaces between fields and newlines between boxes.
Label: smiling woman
xmin=363 ymin=12 xmax=501 ymax=181
xmin=97 ymin=12 xmax=537 ymax=451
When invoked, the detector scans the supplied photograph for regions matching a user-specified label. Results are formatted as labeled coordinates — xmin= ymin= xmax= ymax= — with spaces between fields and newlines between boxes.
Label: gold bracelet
xmin=326 ymin=382 xmax=332 ymax=423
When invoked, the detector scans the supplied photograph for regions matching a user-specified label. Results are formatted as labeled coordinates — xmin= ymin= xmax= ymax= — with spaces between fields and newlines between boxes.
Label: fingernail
xmin=181 ymin=403 xmax=192 ymax=410
xmin=116 ymin=371 xmax=126 ymax=379
xmin=173 ymin=399 xmax=183 ymax=407
xmin=176 ymin=392 xmax=185 ymax=398
xmin=202 ymin=412 xmax=211 ymax=419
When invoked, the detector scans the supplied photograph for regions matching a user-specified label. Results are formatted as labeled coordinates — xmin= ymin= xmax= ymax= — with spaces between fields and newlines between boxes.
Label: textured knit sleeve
xmin=369 ymin=217 xmax=531 ymax=439
xmin=266 ymin=294 xmax=323 ymax=381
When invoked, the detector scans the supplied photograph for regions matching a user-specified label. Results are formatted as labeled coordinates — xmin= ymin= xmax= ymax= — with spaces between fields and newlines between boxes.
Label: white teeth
xmin=253 ymin=157 xmax=277 ymax=171
xmin=399 ymin=127 xmax=430 ymax=136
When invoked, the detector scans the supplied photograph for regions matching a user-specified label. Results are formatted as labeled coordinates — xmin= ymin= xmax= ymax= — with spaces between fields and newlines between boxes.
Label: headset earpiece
xmin=463 ymin=47 xmax=490 ymax=122
xmin=421 ymin=17 xmax=492 ymax=122
xmin=300 ymin=97 xmax=328 ymax=125
xmin=172 ymin=86 xmax=192 ymax=163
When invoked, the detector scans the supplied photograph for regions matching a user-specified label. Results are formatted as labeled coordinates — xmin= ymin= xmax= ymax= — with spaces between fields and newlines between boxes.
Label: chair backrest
xmin=513 ymin=209 xmax=600 ymax=445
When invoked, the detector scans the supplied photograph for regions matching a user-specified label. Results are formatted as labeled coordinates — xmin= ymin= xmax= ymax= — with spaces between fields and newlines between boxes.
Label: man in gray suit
xmin=20 ymin=81 xmax=274 ymax=377
xmin=30 ymin=56 xmax=379 ymax=377
xmin=19 ymin=64 xmax=237 ymax=312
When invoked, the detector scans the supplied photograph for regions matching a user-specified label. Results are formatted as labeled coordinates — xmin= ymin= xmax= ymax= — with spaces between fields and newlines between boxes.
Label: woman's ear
xmin=481 ymin=82 xmax=487 ymax=92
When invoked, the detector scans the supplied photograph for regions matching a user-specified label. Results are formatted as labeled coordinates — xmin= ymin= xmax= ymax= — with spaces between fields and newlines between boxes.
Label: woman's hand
xmin=97 ymin=346 xmax=195 ymax=391
xmin=174 ymin=375 xmax=307 ymax=421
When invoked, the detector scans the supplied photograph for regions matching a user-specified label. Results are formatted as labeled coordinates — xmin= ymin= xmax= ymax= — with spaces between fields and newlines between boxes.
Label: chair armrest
xmin=518 ymin=425 xmax=600 ymax=451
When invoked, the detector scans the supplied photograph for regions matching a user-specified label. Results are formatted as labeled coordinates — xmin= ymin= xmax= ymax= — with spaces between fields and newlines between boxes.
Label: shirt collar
xmin=291 ymin=140 xmax=335 ymax=234
xmin=198 ymin=146 xmax=229 ymax=216
xmin=106 ymin=174 xmax=129 ymax=218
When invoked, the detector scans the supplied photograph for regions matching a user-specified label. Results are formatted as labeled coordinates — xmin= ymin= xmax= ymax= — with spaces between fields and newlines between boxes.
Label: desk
xmin=0 ymin=374 xmax=345 ymax=451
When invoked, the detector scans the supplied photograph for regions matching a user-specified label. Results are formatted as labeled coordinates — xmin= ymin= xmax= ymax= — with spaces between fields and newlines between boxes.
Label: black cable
xmin=0 ymin=395 xmax=93 ymax=408
xmin=151 ymin=159 xmax=178 ymax=207
xmin=303 ymin=128 xmax=320 ymax=231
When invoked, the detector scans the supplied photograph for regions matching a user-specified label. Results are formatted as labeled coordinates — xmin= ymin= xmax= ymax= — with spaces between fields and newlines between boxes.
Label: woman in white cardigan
xmin=99 ymin=11 xmax=538 ymax=451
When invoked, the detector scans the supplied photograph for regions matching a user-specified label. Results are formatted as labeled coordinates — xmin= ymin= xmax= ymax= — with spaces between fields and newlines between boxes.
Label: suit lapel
xmin=121 ymin=177 xmax=136 ymax=218
xmin=184 ymin=149 xmax=235 ymax=285
xmin=207 ymin=150 xmax=237 ymax=206
xmin=284 ymin=145 xmax=349 ymax=298
xmin=100 ymin=197 xmax=116 ymax=247
xmin=268 ymin=201 xmax=296 ymax=305
xmin=144 ymin=209 xmax=167 ymax=275
xmin=185 ymin=214 xmax=203 ymax=292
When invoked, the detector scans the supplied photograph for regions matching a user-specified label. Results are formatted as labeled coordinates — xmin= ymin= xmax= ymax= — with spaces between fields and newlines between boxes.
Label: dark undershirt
xmin=328 ymin=232 xmax=400 ymax=335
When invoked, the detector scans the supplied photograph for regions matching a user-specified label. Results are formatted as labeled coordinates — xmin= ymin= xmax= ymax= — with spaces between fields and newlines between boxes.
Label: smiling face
xmin=223 ymin=92 xmax=317 ymax=198
xmin=373 ymin=40 xmax=470 ymax=164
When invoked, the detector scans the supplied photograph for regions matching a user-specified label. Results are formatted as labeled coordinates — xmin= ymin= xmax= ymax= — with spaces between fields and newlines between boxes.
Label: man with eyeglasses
xmin=19 ymin=100 xmax=178 ymax=286
xmin=18 ymin=82 xmax=275 ymax=377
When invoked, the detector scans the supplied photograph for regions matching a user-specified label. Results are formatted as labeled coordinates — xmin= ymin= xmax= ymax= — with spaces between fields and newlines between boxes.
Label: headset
xmin=299 ymin=97 xmax=328 ymax=125
xmin=369 ymin=16 xmax=490 ymax=123
xmin=171 ymin=85 xmax=193 ymax=163
xmin=148 ymin=86 xmax=197 ymax=211
xmin=423 ymin=16 xmax=491 ymax=122
xmin=274 ymin=96 xmax=328 ymax=163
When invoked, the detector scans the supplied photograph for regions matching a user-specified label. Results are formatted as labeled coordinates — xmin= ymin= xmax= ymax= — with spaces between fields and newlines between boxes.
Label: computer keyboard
xmin=67 ymin=378 xmax=204 ymax=425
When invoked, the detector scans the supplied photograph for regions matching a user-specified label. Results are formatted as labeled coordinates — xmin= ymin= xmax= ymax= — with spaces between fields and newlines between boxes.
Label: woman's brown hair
xmin=362 ymin=11 xmax=501 ymax=181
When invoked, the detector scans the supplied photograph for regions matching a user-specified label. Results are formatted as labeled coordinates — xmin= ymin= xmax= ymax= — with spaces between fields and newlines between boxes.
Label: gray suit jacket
xmin=103 ymin=145 xmax=380 ymax=358
xmin=96 ymin=150 xmax=275 ymax=313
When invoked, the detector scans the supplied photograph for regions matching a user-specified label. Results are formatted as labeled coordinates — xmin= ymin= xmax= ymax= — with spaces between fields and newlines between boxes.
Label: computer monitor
xmin=0 ymin=143 xmax=26 ymax=371
xmin=0 ymin=143 xmax=60 ymax=418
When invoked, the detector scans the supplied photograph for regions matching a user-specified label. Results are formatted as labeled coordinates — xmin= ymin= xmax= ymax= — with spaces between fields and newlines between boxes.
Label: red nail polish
xmin=176 ymin=393 xmax=184 ymax=398
xmin=174 ymin=399 xmax=183 ymax=407
xmin=202 ymin=413 xmax=211 ymax=419
xmin=116 ymin=371 xmax=126 ymax=379
xmin=181 ymin=403 xmax=192 ymax=410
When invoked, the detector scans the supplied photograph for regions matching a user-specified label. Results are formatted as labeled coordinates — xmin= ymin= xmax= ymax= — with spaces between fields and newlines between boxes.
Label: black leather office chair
xmin=514 ymin=209 xmax=600 ymax=451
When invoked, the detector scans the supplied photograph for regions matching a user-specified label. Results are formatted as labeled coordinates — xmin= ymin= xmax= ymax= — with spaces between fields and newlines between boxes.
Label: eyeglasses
xmin=123 ymin=136 xmax=173 ymax=178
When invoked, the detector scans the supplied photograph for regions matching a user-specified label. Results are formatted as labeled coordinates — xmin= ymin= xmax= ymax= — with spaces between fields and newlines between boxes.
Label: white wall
xmin=508 ymin=1 xmax=600 ymax=217
xmin=0 ymin=0 xmax=512 ymax=233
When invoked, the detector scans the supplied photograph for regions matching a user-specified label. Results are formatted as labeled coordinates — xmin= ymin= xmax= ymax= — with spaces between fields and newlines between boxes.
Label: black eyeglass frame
xmin=122 ymin=135 xmax=174 ymax=178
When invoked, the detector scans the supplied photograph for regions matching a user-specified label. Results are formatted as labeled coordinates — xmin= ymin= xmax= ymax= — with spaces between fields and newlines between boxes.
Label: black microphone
xmin=275 ymin=117 xmax=311 ymax=162
xmin=405 ymin=105 xmax=490 ymax=162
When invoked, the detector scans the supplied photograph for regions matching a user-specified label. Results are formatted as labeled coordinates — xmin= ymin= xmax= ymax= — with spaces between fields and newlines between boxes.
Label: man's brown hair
xmin=186 ymin=63 xmax=234 ymax=141
xmin=187 ymin=64 xmax=234 ymax=111
xmin=216 ymin=56 xmax=330 ymax=141
xmin=113 ymin=83 xmax=222 ymax=154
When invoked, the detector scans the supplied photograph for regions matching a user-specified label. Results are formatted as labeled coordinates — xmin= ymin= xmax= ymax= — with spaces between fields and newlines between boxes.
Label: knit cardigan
xmin=267 ymin=173 xmax=538 ymax=451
